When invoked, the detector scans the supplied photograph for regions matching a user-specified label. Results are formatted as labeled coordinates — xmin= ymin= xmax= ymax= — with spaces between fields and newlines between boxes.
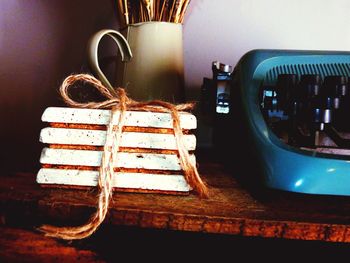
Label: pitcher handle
xmin=87 ymin=29 xmax=132 ymax=94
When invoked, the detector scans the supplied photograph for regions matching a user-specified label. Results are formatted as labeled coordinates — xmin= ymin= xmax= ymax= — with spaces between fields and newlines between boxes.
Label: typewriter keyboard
xmin=260 ymin=69 xmax=350 ymax=155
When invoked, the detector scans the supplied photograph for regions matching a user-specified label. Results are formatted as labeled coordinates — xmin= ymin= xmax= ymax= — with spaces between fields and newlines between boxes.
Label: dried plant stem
xmin=178 ymin=0 xmax=190 ymax=23
xmin=117 ymin=0 xmax=124 ymax=24
xmin=174 ymin=0 xmax=183 ymax=23
xmin=124 ymin=0 xmax=129 ymax=25
xmin=117 ymin=0 xmax=191 ymax=26
xmin=159 ymin=0 xmax=166 ymax=21
xmin=149 ymin=0 xmax=154 ymax=20
xmin=168 ymin=0 xmax=176 ymax=22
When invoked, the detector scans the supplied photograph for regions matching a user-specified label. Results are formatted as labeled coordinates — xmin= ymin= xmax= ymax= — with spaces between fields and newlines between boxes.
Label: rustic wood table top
xmin=2 ymin=151 xmax=350 ymax=245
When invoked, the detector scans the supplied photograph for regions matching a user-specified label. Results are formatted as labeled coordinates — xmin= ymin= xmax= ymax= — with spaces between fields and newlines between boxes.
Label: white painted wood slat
xmin=40 ymin=127 xmax=196 ymax=150
xmin=37 ymin=168 xmax=190 ymax=192
xmin=42 ymin=107 xmax=196 ymax=129
xmin=37 ymin=107 xmax=198 ymax=192
xmin=40 ymin=148 xmax=196 ymax=170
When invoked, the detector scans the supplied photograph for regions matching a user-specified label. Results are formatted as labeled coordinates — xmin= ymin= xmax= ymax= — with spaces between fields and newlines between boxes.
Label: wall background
xmin=184 ymin=0 xmax=350 ymax=146
xmin=1 ymin=0 xmax=350 ymax=172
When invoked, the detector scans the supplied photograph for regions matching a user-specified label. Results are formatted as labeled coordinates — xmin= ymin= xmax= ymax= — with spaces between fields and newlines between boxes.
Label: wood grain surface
xmin=3 ymin=155 xmax=350 ymax=243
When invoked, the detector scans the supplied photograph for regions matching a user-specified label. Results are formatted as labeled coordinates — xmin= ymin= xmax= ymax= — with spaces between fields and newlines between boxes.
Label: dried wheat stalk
xmin=117 ymin=0 xmax=191 ymax=26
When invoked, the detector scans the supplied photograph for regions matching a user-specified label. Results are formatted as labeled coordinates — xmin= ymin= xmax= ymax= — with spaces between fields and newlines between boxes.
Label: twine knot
xmin=38 ymin=73 xmax=208 ymax=240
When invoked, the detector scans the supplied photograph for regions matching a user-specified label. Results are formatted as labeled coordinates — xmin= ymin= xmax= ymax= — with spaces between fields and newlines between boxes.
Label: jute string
xmin=38 ymin=74 xmax=209 ymax=240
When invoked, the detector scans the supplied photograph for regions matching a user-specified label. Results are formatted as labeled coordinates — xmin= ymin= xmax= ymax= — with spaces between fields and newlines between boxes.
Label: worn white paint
xmin=37 ymin=168 xmax=190 ymax=192
xmin=41 ymin=107 xmax=196 ymax=129
xmin=40 ymin=148 xmax=196 ymax=170
xmin=40 ymin=127 xmax=196 ymax=150
xmin=38 ymin=107 xmax=198 ymax=191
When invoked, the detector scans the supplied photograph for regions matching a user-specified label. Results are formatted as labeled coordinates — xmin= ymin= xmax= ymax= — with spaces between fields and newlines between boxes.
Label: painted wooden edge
xmin=40 ymin=148 xmax=196 ymax=170
xmin=42 ymin=107 xmax=197 ymax=129
xmin=40 ymin=128 xmax=196 ymax=150
xmin=37 ymin=168 xmax=190 ymax=192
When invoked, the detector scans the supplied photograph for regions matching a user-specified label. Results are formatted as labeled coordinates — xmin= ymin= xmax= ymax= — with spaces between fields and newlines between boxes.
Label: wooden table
xmin=2 ymin=151 xmax=350 ymax=261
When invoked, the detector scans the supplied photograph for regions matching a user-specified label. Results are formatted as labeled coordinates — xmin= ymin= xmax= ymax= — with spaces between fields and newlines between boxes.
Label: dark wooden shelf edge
xmin=3 ymin=199 xmax=350 ymax=243
xmin=71 ymin=209 xmax=350 ymax=243
xmin=3 ymin=167 xmax=350 ymax=243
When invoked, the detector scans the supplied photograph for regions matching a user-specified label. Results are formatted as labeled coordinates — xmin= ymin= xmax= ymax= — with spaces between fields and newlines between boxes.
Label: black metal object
xmin=260 ymin=73 xmax=350 ymax=149
xmin=200 ymin=61 xmax=233 ymax=153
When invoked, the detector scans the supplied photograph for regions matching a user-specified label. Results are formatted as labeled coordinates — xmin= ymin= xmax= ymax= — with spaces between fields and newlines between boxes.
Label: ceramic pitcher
xmin=88 ymin=22 xmax=185 ymax=103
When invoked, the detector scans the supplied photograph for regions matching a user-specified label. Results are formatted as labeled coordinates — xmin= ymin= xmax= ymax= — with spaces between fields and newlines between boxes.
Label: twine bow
xmin=38 ymin=73 xmax=208 ymax=240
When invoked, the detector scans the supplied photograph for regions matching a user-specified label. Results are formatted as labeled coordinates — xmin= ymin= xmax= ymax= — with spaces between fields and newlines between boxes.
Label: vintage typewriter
xmin=230 ymin=49 xmax=350 ymax=196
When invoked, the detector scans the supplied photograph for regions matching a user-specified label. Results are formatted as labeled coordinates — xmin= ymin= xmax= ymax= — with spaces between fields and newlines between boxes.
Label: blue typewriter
xmin=233 ymin=49 xmax=350 ymax=196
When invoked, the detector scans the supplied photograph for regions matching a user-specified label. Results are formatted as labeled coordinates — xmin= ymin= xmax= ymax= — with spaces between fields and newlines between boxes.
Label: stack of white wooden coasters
xmin=36 ymin=107 xmax=197 ymax=194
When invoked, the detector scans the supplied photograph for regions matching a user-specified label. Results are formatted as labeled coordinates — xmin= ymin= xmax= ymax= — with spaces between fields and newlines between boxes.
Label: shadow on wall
xmin=0 ymin=0 xmax=120 ymax=173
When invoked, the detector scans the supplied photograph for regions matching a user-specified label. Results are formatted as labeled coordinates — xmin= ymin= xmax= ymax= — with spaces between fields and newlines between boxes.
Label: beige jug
xmin=88 ymin=22 xmax=185 ymax=103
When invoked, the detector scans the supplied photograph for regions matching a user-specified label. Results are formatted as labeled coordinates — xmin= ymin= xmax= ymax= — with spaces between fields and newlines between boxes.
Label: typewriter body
xmin=233 ymin=49 xmax=350 ymax=196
